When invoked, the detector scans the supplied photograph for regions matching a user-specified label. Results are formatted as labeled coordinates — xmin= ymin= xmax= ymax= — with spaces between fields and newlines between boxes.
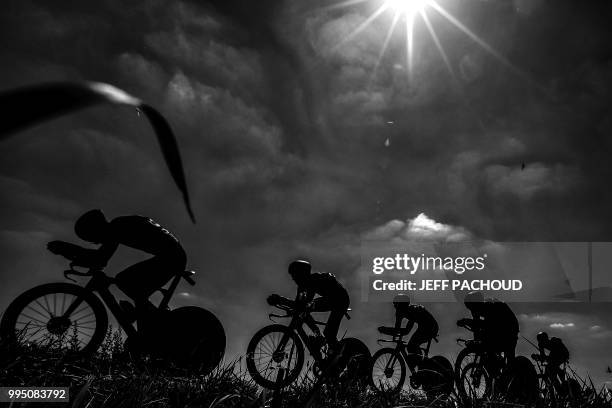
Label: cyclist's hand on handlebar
xmin=267 ymin=294 xmax=281 ymax=306
xmin=47 ymin=240 xmax=73 ymax=256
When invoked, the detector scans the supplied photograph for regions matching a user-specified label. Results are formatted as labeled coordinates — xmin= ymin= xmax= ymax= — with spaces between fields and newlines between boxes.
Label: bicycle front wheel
xmin=370 ymin=348 xmax=406 ymax=393
xmin=246 ymin=324 xmax=304 ymax=389
xmin=0 ymin=283 xmax=108 ymax=355
xmin=459 ymin=362 xmax=491 ymax=400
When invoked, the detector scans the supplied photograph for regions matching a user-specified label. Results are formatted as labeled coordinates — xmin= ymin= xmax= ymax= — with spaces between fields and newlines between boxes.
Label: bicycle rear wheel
xmin=370 ymin=348 xmax=406 ymax=393
xmin=162 ymin=306 xmax=226 ymax=374
xmin=500 ymin=356 xmax=538 ymax=403
xmin=0 ymin=283 xmax=108 ymax=355
xmin=419 ymin=355 xmax=454 ymax=399
xmin=335 ymin=337 xmax=371 ymax=384
xmin=246 ymin=324 xmax=304 ymax=389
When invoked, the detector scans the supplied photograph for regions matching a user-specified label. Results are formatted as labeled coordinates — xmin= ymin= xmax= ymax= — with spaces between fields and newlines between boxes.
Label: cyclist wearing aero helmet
xmin=381 ymin=294 xmax=439 ymax=372
xmin=47 ymin=209 xmax=186 ymax=305
xmin=533 ymin=331 xmax=570 ymax=383
xmin=459 ymin=291 xmax=519 ymax=363
xmin=287 ymin=260 xmax=350 ymax=348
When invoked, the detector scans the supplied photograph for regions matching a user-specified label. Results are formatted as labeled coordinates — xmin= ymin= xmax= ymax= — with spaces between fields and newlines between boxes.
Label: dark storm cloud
xmin=1 ymin=0 xmax=611 ymax=388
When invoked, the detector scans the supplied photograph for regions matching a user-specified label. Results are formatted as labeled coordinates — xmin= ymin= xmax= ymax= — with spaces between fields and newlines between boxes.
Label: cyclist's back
xmin=535 ymin=331 xmax=569 ymax=382
xmin=482 ymin=298 xmax=519 ymax=336
xmin=47 ymin=209 xmax=186 ymax=304
xmin=395 ymin=303 xmax=438 ymax=337
xmin=287 ymin=260 xmax=349 ymax=347
xmin=387 ymin=294 xmax=438 ymax=375
xmin=547 ymin=336 xmax=569 ymax=363
xmin=109 ymin=215 xmax=182 ymax=256
xmin=462 ymin=292 xmax=518 ymax=361
xmin=302 ymin=272 xmax=347 ymax=300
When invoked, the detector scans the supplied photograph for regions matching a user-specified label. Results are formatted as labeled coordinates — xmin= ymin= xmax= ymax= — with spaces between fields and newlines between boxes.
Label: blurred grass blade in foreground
xmin=0 ymin=81 xmax=195 ymax=222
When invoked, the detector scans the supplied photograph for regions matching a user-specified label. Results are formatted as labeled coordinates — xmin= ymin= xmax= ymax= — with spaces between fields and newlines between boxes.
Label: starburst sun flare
xmin=384 ymin=0 xmax=430 ymax=16
xmin=329 ymin=0 xmax=519 ymax=81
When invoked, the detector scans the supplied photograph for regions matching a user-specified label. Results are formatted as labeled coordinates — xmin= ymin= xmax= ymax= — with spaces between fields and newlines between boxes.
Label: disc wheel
xmin=419 ymin=355 xmax=454 ymax=399
xmin=246 ymin=324 xmax=304 ymax=389
xmin=336 ymin=337 xmax=371 ymax=384
xmin=500 ymin=356 xmax=538 ymax=404
xmin=0 ymin=283 xmax=108 ymax=355
xmin=370 ymin=348 xmax=406 ymax=393
xmin=162 ymin=306 xmax=226 ymax=374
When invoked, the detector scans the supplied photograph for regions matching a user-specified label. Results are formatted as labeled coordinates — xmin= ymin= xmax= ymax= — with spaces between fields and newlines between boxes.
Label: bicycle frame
xmin=271 ymin=304 xmax=329 ymax=362
xmin=60 ymin=266 xmax=192 ymax=339
xmin=378 ymin=335 xmax=432 ymax=376
xmin=534 ymin=357 xmax=569 ymax=396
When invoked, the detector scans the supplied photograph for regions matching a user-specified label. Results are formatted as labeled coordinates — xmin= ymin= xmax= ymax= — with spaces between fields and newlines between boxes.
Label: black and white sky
xmin=0 ymin=0 xmax=611 ymax=389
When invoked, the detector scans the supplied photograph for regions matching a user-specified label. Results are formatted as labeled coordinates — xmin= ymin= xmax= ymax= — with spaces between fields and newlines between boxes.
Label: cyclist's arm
xmin=75 ymin=241 xmax=118 ymax=268
xmin=299 ymin=286 xmax=315 ymax=303
xmin=538 ymin=344 xmax=548 ymax=359
xmin=294 ymin=286 xmax=314 ymax=309
xmin=394 ymin=310 xmax=404 ymax=331
xmin=404 ymin=320 xmax=415 ymax=334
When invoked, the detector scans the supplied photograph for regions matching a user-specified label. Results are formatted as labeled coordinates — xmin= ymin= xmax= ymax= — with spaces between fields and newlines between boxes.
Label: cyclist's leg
xmin=406 ymin=329 xmax=428 ymax=371
xmin=503 ymin=334 xmax=517 ymax=364
xmin=115 ymin=257 xmax=160 ymax=302
xmin=322 ymin=293 xmax=349 ymax=348
xmin=115 ymin=247 xmax=186 ymax=302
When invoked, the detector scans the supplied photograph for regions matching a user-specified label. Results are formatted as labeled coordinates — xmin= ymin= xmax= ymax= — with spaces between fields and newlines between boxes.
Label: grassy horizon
xmin=1 ymin=327 xmax=611 ymax=408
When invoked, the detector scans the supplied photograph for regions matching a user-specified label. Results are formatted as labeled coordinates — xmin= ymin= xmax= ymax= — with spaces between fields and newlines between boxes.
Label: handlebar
xmin=63 ymin=264 xmax=98 ymax=282
xmin=267 ymin=302 xmax=327 ymax=326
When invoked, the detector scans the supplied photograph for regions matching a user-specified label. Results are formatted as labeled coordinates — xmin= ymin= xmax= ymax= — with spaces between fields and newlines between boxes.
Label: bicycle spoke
xmin=261 ymin=335 xmax=273 ymax=355
xmin=71 ymin=311 xmax=94 ymax=321
xmin=16 ymin=320 xmax=45 ymax=328
xmin=74 ymin=319 xmax=96 ymax=326
xmin=60 ymin=294 xmax=68 ymax=316
xmin=30 ymin=298 xmax=52 ymax=318
xmin=19 ymin=312 xmax=47 ymax=325
xmin=26 ymin=326 xmax=45 ymax=341
xmin=43 ymin=295 xmax=53 ymax=317
xmin=76 ymin=329 xmax=93 ymax=339
xmin=25 ymin=305 xmax=49 ymax=321
xmin=70 ymin=304 xmax=91 ymax=318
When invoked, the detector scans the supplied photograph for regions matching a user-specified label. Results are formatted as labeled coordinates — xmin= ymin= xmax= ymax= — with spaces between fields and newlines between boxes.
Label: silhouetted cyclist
xmin=47 ymin=209 xmax=186 ymax=310
xmin=459 ymin=291 xmax=519 ymax=363
xmin=380 ymin=294 xmax=438 ymax=374
xmin=532 ymin=331 xmax=569 ymax=384
xmin=286 ymin=259 xmax=350 ymax=350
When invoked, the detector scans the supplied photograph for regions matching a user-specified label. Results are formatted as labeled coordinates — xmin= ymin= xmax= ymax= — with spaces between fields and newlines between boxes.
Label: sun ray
xmin=420 ymin=9 xmax=454 ymax=79
xmin=333 ymin=4 xmax=390 ymax=51
xmin=332 ymin=0 xmax=537 ymax=89
xmin=429 ymin=1 xmax=518 ymax=74
xmin=324 ymin=0 xmax=370 ymax=11
xmin=371 ymin=11 xmax=401 ymax=79
xmin=406 ymin=13 xmax=415 ymax=77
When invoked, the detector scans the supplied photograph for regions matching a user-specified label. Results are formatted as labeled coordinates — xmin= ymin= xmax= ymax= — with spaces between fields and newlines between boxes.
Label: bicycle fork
xmin=273 ymin=331 xmax=298 ymax=369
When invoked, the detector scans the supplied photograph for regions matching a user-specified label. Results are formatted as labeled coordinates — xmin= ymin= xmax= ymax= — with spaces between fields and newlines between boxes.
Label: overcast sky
xmin=0 ymin=0 xmax=611 ymax=390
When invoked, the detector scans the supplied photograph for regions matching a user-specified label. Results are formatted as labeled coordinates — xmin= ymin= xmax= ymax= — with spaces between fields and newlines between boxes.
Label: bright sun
xmin=331 ymin=0 xmax=518 ymax=83
xmin=384 ymin=0 xmax=430 ymax=16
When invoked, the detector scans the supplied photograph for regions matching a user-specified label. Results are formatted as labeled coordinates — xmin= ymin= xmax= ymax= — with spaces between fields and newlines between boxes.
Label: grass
xmin=0 ymin=329 xmax=610 ymax=408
